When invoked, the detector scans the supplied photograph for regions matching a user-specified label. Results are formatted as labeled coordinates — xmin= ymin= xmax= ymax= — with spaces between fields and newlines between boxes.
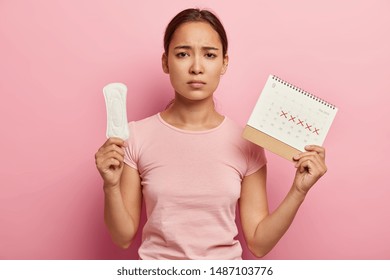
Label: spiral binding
xmin=271 ymin=75 xmax=336 ymax=109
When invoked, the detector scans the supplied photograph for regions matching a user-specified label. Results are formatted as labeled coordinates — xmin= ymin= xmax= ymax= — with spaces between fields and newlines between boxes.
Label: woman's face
xmin=162 ymin=21 xmax=228 ymax=103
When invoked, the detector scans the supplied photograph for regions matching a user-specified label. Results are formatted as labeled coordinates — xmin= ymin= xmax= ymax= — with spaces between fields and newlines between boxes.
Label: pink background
xmin=1 ymin=0 xmax=389 ymax=259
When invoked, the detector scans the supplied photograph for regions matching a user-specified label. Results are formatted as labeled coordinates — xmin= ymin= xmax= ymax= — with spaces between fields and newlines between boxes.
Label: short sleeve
xmin=245 ymin=141 xmax=267 ymax=176
xmin=123 ymin=122 xmax=138 ymax=170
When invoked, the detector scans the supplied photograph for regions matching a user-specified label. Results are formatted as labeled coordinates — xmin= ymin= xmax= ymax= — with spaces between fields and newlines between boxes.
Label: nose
xmin=189 ymin=56 xmax=204 ymax=75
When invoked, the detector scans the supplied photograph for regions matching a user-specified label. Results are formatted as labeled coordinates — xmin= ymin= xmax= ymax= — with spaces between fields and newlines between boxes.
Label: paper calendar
xmin=243 ymin=75 xmax=338 ymax=161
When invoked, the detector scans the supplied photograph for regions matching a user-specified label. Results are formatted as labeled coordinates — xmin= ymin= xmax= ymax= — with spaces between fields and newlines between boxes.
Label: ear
xmin=162 ymin=53 xmax=169 ymax=74
xmin=221 ymin=54 xmax=229 ymax=75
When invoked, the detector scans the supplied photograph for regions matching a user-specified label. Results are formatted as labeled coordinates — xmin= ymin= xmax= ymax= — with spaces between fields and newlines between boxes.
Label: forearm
xmin=250 ymin=185 xmax=306 ymax=257
xmin=104 ymin=186 xmax=138 ymax=249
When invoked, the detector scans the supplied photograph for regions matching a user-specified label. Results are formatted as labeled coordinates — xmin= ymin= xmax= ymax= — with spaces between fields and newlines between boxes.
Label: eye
xmin=205 ymin=53 xmax=217 ymax=59
xmin=176 ymin=52 xmax=189 ymax=58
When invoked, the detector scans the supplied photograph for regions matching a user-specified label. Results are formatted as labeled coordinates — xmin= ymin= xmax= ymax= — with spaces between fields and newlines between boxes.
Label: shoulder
xmin=129 ymin=114 xmax=160 ymax=132
xmin=131 ymin=114 xmax=159 ymax=126
xmin=222 ymin=117 xmax=253 ymax=146
xmin=126 ymin=114 xmax=162 ymax=147
xmin=222 ymin=117 xmax=267 ymax=175
xmin=225 ymin=116 xmax=266 ymax=150
xmin=222 ymin=117 xmax=245 ymax=135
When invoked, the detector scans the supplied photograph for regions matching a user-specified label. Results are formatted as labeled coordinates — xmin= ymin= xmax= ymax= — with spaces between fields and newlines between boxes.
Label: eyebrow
xmin=173 ymin=45 xmax=219 ymax=51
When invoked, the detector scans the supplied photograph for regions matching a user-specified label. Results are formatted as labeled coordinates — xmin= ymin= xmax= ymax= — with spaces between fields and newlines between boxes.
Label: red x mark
xmin=289 ymin=115 xmax=296 ymax=122
xmin=297 ymin=119 xmax=304 ymax=126
xmin=280 ymin=110 xmax=288 ymax=118
xmin=305 ymin=123 xmax=312 ymax=131
xmin=313 ymin=128 xmax=320 ymax=135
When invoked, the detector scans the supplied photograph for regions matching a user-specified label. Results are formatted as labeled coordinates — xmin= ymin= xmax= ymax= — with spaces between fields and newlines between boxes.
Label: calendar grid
xmin=246 ymin=75 xmax=338 ymax=154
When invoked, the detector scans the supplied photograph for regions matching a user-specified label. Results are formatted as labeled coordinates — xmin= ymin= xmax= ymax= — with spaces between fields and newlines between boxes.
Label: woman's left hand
xmin=292 ymin=145 xmax=327 ymax=195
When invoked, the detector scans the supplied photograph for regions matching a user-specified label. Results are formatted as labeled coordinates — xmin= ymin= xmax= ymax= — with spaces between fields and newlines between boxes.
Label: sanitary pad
xmin=103 ymin=83 xmax=129 ymax=140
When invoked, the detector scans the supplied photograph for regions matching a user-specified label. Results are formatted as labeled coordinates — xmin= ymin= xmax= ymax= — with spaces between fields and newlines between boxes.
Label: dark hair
xmin=163 ymin=8 xmax=228 ymax=57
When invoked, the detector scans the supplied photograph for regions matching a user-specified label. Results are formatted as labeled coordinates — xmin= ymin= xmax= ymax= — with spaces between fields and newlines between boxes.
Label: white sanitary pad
xmin=103 ymin=83 xmax=129 ymax=140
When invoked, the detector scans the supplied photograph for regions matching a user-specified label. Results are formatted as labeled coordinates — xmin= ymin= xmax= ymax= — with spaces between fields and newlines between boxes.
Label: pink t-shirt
xmin=124 ymin=113 xmax=266 ymax=259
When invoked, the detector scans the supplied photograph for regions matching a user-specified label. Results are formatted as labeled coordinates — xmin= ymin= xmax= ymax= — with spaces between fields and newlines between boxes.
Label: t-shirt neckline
xmin=157 ymin=113 xmax=227 ymax=134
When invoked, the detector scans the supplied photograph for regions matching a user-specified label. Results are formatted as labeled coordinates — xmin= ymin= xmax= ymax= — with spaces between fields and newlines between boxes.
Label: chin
xmin=175 ymin=91 xmax=213 ymax=102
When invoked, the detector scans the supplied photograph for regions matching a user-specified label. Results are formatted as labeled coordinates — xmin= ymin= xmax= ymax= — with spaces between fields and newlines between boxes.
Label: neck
xmin=161 ymin=95 xmax=224 ymax=131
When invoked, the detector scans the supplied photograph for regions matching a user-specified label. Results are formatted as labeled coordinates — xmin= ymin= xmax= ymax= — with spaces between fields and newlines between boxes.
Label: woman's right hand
xmin=95 ymin=137 xmax=128 ymax=189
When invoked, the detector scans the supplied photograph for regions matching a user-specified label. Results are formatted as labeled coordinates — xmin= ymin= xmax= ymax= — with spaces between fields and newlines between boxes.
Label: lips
xmin=187 ymin=80 xmax=206 ymax=89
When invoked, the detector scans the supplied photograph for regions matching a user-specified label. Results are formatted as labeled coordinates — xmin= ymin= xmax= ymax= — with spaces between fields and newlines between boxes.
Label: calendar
xmin=243 ymin=75 xmax=338 ymax=161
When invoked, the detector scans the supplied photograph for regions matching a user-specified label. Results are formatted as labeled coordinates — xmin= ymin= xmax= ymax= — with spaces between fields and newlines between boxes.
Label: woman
xmin=95 ymin=8 xmax=327 ymax=260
